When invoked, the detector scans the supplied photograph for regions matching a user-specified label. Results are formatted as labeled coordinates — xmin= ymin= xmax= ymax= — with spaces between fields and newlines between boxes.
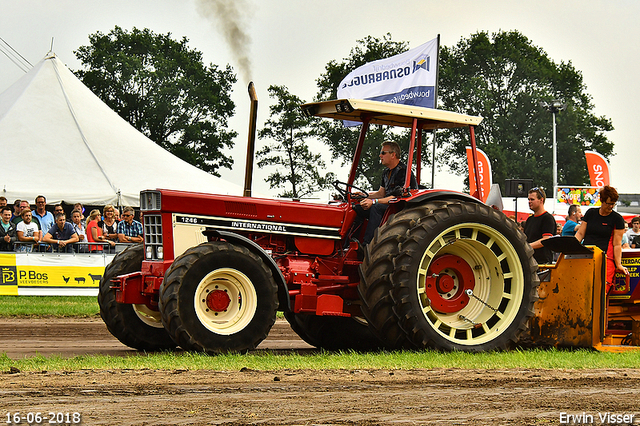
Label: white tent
xmin=0 ymin=53 xmax=244 ymax=206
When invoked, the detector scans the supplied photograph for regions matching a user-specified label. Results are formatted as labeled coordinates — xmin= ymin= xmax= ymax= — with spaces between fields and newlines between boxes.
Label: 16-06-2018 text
xmin=5 ymin=412 xmax=82 ymax=424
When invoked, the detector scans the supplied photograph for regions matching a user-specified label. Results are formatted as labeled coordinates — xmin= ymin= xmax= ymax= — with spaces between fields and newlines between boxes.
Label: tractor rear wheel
xmin=358 ymin=204 xmax=441 ymax=350
xmin=284 ymin=312 xmax=384 ymax=351
xmin=159 ymin=242 xmax=278 ymax=353
xmin=98 ymin=244 xmax=177 ymax=351
xmin=389 ymin=201 xmax=539 ymax=352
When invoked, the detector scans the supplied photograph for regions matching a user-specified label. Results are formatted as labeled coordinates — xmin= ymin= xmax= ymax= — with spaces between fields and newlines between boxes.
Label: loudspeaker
xmin=505 ymin=179 xmax=533 ymax=198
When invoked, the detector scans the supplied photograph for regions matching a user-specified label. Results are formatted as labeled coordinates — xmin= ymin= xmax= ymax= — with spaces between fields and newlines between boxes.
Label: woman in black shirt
xmin=575 ymin=185 xmax=628 ymax=291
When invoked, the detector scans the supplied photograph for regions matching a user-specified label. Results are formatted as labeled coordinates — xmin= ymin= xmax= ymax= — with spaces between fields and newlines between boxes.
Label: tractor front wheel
xmin=159 ymin=242 xmax=278 ymax=353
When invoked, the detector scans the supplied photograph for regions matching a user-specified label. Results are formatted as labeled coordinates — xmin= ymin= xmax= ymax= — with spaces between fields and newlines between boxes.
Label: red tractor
xmin=99 ymin=97 xmax=539 ymax=353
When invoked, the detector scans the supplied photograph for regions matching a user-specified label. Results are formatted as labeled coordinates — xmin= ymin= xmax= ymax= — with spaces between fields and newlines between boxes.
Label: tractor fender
xmin=404 ymin=190 xmax=485 ymax=206
xmin=202 ymin=229 xmax=291 ymax=311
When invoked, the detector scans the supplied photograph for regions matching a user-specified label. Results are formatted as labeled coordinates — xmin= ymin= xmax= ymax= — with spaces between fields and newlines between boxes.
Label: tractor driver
xmin=355 ymin=141 xmax=417 ymax=244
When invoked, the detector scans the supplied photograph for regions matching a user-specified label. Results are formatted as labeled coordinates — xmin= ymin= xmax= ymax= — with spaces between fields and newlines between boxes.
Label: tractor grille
xmin=143 ymin=214 xmax=163 ymax=260
xmin=140 ymin=190 xmax=161 ymax=211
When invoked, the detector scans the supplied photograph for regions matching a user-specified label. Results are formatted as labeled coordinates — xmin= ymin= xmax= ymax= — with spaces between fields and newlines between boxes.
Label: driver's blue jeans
xmin=354 ymin=203 xmax=388 ymax=244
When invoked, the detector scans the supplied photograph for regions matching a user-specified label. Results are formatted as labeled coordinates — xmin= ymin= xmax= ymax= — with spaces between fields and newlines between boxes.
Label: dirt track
xmin=2 ymin=318 xmax=640 ymax=425
xmin=0 ymin=317 xmax=314 ymax=358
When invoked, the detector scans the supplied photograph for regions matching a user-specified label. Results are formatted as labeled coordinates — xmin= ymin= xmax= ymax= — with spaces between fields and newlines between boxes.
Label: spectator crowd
xmin=0 ymin=195 xmax=143 ymax=254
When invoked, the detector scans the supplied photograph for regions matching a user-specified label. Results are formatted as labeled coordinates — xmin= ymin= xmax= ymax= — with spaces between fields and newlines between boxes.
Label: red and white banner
xmin=466 ymin=146 xmax=492 ymax=203
xmin=584 ymin=150 xmax=610 ymax=188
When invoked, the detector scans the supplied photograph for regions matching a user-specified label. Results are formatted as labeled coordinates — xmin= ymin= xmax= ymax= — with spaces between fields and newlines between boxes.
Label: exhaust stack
xmin=244 ymin=82 xmax=258 ymax=197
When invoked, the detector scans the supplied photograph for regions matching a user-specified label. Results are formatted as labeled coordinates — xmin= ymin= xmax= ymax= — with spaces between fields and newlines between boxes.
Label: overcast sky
xmin=2 ymin=0 xmax=638 ymax=198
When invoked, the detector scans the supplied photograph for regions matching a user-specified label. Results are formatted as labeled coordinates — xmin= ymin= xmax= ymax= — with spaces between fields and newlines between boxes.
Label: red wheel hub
xmin=206 ymin=289 xmax=231 ymax=312
xmin=436 ymin=274 xmax=456 ymax=293
xmin=425 ymin=254 xmax=475 ymax=313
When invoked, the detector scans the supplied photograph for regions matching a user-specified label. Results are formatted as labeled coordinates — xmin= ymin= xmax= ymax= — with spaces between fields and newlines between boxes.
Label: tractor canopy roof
xmin=300 ymin=99 xmax=482 ymax=130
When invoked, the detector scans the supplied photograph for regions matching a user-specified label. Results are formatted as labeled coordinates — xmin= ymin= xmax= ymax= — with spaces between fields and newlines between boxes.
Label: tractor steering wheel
xmin=333 ymin=180 xmax=369 ymax=202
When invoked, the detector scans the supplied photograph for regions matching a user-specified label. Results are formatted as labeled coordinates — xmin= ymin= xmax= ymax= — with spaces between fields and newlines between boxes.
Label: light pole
xmin=540 ymin=100 xmax=566 ymax=213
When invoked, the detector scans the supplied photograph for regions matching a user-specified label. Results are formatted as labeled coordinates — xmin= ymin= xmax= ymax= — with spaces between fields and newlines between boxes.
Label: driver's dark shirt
xmin=381 ymin=161 xmax=418 ymax=197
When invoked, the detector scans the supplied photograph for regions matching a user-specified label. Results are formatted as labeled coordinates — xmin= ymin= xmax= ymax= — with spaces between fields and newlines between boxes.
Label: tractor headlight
xmin=156 ymin=246 xmax=163 ymax=260
xmin=146 ymin=246 xmax=154 ymax=260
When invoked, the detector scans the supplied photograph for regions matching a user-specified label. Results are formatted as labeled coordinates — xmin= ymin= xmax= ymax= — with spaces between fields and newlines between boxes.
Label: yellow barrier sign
xmin=0 ymin=252 xmax=115 ymax=296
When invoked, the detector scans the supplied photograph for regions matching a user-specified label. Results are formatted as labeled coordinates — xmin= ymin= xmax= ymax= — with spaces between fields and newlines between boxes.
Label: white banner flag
xmin=337 ymin=37 xmax=438 ymax=111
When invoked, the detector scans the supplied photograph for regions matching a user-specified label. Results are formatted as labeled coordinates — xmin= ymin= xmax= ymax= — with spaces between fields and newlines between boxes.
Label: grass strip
xmin=2 ymin=348 xmax=640 ymax=372
xmin=0 ymin=296 xmax=100 ymax=317
xmin=0 ymin=296 xmax=285 ymax=318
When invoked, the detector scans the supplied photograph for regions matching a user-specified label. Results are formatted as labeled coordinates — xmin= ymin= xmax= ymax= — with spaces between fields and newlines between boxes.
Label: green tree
xmin=314 ymin=34 xmax=417 ymax=189
xmin=257 ymin=85 xmax=335 ymax=198
xmin=438 ymin=30 xmax=614 ymax=193
xmin=74 ymin=26 xmax=237 ymax=176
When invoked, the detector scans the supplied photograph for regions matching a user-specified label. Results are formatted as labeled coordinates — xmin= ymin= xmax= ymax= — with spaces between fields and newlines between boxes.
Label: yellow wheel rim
xmin=194 ymin=268 xmax=258 ymax=336
xmin=417 ymin=223 xmax=525 ymax=346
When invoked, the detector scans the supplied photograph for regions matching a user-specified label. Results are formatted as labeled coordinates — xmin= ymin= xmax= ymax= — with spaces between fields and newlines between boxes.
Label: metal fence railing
xmin=11 ymin=241 xmax=134 ymax=254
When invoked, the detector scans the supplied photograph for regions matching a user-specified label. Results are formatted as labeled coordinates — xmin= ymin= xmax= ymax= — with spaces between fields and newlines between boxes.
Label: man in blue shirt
xmin=117 ymin=206 xmax=143 ymax=244
xmin=32 ymin=195 xmax=54 ymax=236
xmin=561 ymin=205 xmax=582 ymax=237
